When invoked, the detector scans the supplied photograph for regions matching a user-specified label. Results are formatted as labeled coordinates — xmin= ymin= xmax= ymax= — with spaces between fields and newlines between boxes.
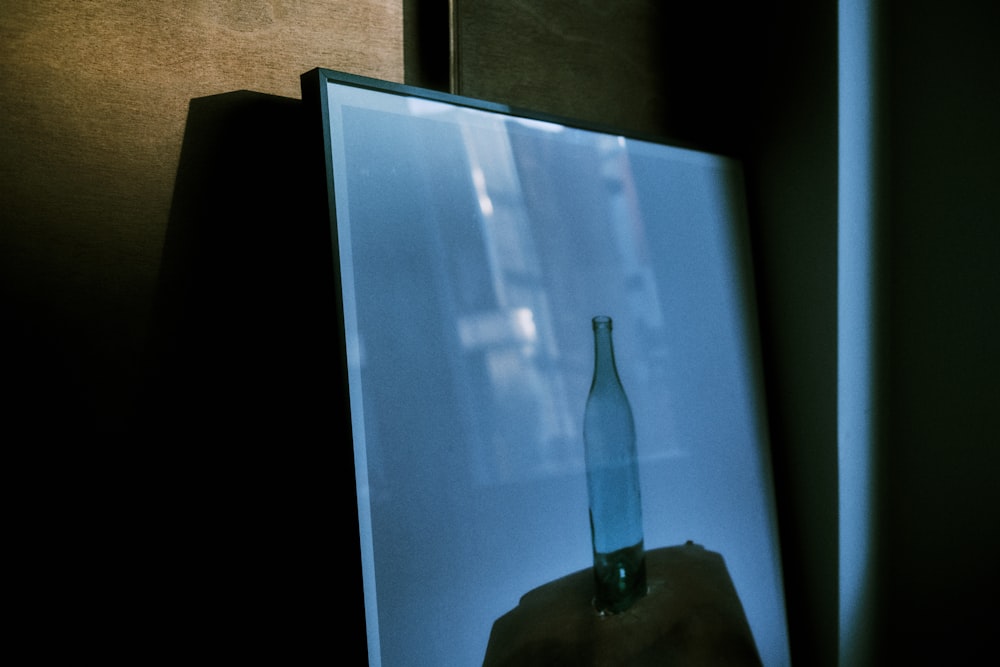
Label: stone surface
xmin=482 ymin=543 xmax=762 ymax=667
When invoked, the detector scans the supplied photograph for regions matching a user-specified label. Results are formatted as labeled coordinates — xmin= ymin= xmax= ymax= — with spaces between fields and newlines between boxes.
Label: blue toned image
xmin=321 ymin=75 xmax=790 ymax=666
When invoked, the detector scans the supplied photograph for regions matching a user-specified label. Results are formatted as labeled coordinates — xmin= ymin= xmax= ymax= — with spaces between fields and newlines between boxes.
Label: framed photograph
xmin=302 ymin=68 xmax=790 ymax=666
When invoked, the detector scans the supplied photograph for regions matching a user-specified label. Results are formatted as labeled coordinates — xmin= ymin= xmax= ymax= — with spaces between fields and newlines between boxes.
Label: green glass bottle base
xmin=592 ymin=540 xmax=647 ymax=614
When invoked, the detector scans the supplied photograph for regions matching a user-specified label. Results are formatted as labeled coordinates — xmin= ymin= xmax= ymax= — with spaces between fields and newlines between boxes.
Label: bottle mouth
xmin=592 ymin=315 xmax=613 ymax=330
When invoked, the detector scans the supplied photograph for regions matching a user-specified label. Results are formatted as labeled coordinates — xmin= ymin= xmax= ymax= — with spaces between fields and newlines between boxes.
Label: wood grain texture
xmin=0 ymin=1 xmax=402 ymax=433
xmin=455 ymin=0 xmax=669 ymax=138
xmin=454 ymin=1 xmax=767 ymax=154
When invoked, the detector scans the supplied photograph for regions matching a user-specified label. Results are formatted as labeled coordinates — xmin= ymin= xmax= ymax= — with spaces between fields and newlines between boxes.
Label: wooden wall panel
xmin=455 ymin=0 xmax=670 ymax=138
xmin=0 ymin=1 xmax=403 ymax=434
xmin=455 ymin=1 xmax=764 ymax=151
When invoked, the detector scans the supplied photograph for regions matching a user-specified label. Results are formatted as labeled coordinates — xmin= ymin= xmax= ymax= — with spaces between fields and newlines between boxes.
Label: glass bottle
xmin=584 ymin=315 xmax=647 ymax=614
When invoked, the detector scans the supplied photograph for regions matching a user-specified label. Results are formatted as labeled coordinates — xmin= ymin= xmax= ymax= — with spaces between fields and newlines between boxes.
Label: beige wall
xmin=1 ymin=1 xmax=403 ymax=433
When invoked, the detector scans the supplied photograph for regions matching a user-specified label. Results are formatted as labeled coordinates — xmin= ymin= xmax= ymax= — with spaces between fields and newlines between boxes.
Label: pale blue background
xmin=327 ymin=82 xmax=790 ymax=666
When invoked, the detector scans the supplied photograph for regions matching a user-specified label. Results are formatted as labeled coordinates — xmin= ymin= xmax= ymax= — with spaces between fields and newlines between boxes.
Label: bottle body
xmin=584 ymin=316 xmax=646 ymax=614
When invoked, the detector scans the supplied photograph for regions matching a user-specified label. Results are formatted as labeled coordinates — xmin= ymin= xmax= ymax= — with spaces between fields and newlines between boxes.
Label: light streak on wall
xmin=839 ymin=0 xmax=880 ymax=663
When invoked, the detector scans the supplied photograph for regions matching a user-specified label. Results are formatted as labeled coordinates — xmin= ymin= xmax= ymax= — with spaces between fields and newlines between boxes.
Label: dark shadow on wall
xmin=134 ymin=91 xmax=364 ymax=661
xmin=652 ymin=3 xmax=839 ymax=666
xmin=404 ymin=0 xmax=452 ymax=91
xmin=143 ymin=91 xmax=338 ymax=440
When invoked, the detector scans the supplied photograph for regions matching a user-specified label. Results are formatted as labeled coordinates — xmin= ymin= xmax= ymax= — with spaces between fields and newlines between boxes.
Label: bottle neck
xmin=591 ymin=317 xmax=620 ymax=385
